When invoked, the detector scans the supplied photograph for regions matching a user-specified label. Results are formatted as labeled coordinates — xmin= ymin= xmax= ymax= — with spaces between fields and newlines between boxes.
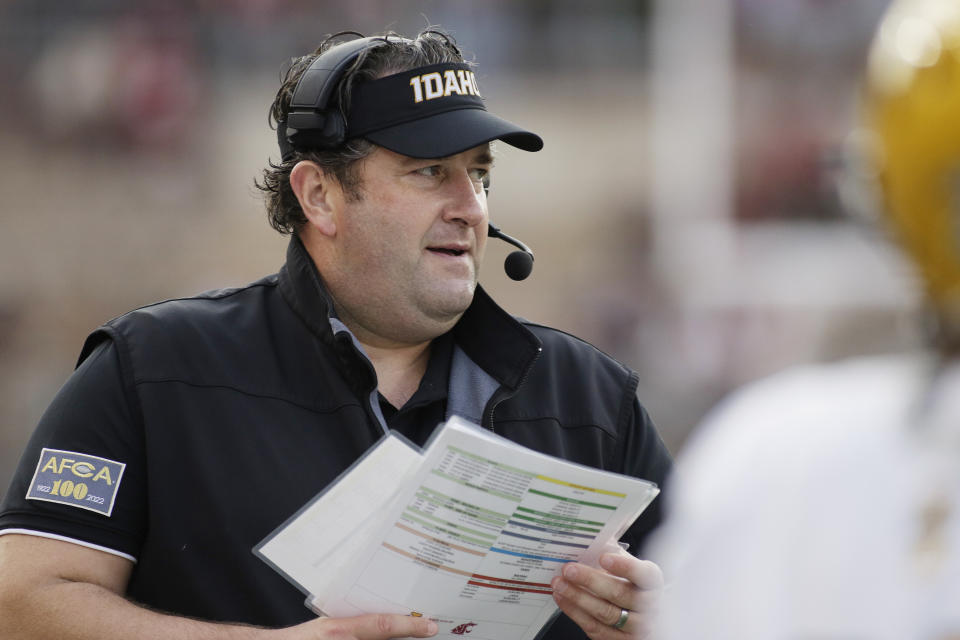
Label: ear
xmin=289 ymin=161 xmax=341 ymax=237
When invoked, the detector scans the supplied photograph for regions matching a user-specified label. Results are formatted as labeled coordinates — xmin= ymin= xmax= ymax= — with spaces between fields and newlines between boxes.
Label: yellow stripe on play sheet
xmin=535 ymin=475 xmax=626 ymax=498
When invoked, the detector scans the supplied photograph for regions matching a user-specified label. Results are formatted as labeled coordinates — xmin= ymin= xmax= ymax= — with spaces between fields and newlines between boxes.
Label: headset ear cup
xmin=283 ymin=36 xmax=393 ymax=154
xmin=285 ymin=110 xmax=347 ymax=151
xmin=319 ymin=111 xmax=346 ymax=148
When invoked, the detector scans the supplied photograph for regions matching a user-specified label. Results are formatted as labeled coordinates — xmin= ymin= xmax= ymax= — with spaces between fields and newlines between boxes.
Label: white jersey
xmin=647 ymin=353 xmax=960 ymax=640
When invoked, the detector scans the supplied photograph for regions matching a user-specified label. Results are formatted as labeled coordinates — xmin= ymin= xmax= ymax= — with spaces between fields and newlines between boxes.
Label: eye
xmin=468 ymin=168 xmax=489 ymax=184
xmin=470 ymin=169 xmax=492 ymax=195
xmin=414 ymin=165 xmax=442 ymax=178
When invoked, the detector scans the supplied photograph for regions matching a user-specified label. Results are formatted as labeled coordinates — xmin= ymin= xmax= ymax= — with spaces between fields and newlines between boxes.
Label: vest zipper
xmin=482 ymin=346 xmax=542 ymax=433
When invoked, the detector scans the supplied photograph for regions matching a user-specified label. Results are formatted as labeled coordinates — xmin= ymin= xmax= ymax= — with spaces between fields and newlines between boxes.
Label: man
xmin=648 ymin=1 xmax=960 ymax=638
xmin=0 ymin=29 xmax=671 ymax=640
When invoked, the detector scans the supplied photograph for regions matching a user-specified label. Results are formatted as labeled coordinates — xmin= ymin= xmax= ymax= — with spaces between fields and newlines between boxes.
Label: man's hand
xmin=550 ymin=550 xmax=663 ymax=640
xmin=0 ymin=534 xmax=439 ymax=640
xmin=279 ymin=613 xmax=439 ymax=640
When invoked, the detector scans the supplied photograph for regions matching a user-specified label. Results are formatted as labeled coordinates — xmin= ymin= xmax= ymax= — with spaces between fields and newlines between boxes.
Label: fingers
xmin=557 ymin=604 xmax=650 ymax=640
xmin=552 ymin=581 xmax=653 ymax=640
xmin=298 ymin=613 xmax=439 ymax=640
xmin=599 ymin=553 xmax=664 ymax=592
xmin=551 ymin=571 xmax=657 ymax=632
xmin=360 ymin=613 xmax=438 ymax=639
xmin=551 ymin=570 xmax=622 ymax=624
xmin=550 ymin=557 xmax=663 ymax=640
xmin=556 ymin=562 xmax=632 ymax=610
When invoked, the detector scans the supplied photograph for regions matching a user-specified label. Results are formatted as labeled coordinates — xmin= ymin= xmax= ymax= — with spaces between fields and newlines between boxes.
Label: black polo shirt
xmin=0 ymin=238 xmax=672 ymax=639
xmin=0 ymin=323 xmax=464 ymax=626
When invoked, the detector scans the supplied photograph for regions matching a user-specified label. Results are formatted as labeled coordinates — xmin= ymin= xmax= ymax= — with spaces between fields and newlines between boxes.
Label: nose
xmin=442 ymin=170 xmax=487 ymax=228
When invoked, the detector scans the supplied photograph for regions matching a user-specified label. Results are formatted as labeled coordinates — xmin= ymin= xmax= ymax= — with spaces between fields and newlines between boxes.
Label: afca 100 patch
xmin=26 ymin=448 xmax=126 ymax=517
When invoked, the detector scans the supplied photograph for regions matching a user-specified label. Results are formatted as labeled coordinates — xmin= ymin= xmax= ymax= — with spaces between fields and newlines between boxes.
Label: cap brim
xmin=362 ymin=108 xmax=543 ymax=159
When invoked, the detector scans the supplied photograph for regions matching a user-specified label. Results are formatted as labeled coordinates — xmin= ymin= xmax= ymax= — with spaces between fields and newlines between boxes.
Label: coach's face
xmin=296 ymin=144 xmax=492 ymax=346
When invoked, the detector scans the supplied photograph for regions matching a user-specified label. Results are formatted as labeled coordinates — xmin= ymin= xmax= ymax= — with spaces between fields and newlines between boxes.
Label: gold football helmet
xmin=862 ymin=0 xmax=960 ymax=344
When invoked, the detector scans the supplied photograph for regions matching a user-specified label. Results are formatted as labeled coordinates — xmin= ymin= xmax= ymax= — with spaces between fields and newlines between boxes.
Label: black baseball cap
xmin=345 ymin=62 xmax=543 ymax=158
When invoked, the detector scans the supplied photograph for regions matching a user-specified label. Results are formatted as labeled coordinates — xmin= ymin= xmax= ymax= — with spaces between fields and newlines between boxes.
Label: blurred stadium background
xmin=0 ymin=0 xmax=918 ymax=500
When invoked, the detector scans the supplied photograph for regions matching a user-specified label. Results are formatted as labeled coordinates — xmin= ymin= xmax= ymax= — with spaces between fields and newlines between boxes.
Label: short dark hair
xmin=256 ymin=28 xmax=468 ymax=235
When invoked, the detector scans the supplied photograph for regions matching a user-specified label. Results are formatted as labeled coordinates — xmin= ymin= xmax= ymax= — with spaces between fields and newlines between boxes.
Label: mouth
xmin=426 ymin=246 xmax=469 ymax=257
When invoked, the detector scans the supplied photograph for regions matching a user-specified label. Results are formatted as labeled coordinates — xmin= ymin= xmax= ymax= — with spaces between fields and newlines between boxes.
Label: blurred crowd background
xmin=0 ymin=0 xmax=919 ymax=500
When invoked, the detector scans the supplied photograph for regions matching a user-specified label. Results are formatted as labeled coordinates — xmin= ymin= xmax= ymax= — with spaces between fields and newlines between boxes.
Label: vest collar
xmin=277 ymin=235 xmax=337 ymax=346
xmin=277 ymin=235 xmax=542 ymax=391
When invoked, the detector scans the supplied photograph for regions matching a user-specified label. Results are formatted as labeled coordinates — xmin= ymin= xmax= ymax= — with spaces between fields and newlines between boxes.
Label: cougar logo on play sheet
xmin=450 ymin=622 xmax=477 ymax=635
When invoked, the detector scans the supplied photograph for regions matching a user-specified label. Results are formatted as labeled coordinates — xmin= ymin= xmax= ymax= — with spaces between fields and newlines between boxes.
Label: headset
xmin=488 ymin=223 xmax=535 ymax=281
xmin=281 ymin=35 xmax=392 ymax=155
xmin=279 ymin=34 xmax=535 ymax=280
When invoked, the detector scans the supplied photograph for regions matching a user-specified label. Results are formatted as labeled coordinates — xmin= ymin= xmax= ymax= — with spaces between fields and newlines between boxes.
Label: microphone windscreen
xmin=504 ymin=250 xmax=534 ymax=281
